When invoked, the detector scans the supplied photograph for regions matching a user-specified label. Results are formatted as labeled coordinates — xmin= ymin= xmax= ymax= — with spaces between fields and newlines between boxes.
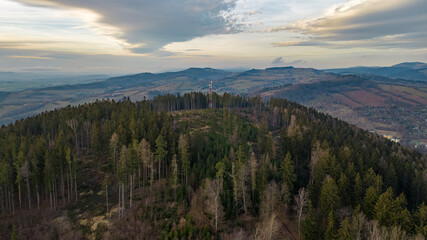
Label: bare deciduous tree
xmin=110 ymin=133 xmax=119 ymax=174
xmin=260 ymin=181 xmax=280 ymax=220
xmin=231 ymin=161 xmax=249 ymax=215
xmin=249 ymin=151 xmax=258 ymax=201
xmin=255 ymin=213 xmax=280 ymax=240
xmin=67 ymin=119 xmax=79 ymax=154
xmin=351 ymin=211 xmax=367 ymax=240
xmin=203 ymin=178 xmax=224 ymax=232
xmin=294 ymin=187 xmax=308 ymax=239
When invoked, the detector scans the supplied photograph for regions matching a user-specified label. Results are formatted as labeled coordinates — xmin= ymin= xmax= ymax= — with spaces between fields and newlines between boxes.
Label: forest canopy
xmin=0 ymin=92 xmax=426 ymax=239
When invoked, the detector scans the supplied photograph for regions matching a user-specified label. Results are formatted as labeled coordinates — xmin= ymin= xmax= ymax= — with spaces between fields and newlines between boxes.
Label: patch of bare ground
xmin=344 ymin=90 xmax=386 ymax=107
xmin=380 ymin=92 xmax=418 ymax=105
xmin=332 ymin=93 xmax=363 ymax=108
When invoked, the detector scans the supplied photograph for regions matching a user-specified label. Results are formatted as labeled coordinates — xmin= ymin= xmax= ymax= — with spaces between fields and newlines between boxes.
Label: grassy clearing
xmin=379 ymin=84 xmax=427 ymax=98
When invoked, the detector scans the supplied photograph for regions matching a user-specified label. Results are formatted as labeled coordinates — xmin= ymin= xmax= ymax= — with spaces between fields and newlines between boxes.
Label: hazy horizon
xmin=1 ymin=0 xmax=426 ymax=74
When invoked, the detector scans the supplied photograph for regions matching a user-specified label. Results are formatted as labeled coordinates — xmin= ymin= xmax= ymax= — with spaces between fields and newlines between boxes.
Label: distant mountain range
xmin=0 ymin=72 xmax=109 ymax=91
xmin=0 ymin=63 xmax=426 ymax=151
xmin=326 ymin=62 xmax=427 ymax=82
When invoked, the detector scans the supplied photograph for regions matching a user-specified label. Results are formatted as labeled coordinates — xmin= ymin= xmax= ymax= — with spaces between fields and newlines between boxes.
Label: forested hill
xmin=0 ymin=93 xmax=426 ymax=239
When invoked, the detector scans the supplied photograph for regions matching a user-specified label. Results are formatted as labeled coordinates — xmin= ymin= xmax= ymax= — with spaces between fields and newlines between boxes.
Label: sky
xmin=1 ymin=0 xmax=426 ymax=74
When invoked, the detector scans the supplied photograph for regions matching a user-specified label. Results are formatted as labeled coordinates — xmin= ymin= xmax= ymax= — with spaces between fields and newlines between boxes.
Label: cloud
xmin=271 ymin=57 xmax=282 ymax=64
xmin=15 ymin=0 xmax=240 ymax=53
xmin=271 ymin=57 xmax=305 ymax=65
xmin=271 ymin=0 xmax=427 ymax=49
xmin=9 ymin=55 xmax=53 ymax=60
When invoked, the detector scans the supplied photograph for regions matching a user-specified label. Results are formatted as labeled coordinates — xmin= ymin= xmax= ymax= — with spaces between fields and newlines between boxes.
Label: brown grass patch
xmin=332 ymin=93 xmax=363 ymax=108
xmin=344 ymin=90 xmax=386 ymax=107
xmin=381 ymin=93 xmax=418 ymax=105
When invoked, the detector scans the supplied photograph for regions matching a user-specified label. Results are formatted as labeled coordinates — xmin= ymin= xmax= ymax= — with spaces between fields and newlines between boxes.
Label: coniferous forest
xmin=0 ymin=92 xmax=426 ymax=239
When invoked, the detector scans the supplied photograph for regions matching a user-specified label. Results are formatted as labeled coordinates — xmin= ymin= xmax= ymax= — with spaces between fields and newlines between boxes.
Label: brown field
xmin=388 ymin=90 xmax=427 ymax=105
xmin=380 ymin=92 xmax=419 ymax=106
xmin=332 ymin=93 xmax=363 ymax=108
xmin=379 ymin=85 xmax=427 ymax=98
xmin=344 ymin=90 xmax=386 ymax=106
xmin=369 ymin=88 xmax=382 ymax=93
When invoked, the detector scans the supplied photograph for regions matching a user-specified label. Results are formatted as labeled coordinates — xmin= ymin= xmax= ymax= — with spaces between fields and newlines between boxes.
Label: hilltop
xmin=0 ymin=93 xmax=426 ymax=239
xmin=326 ymin=62 xmax=427 ymax=82
xmin=0 ymin=64 xmax=426 ymax=152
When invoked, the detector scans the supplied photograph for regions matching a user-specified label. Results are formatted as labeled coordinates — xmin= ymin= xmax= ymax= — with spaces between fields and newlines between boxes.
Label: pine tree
xmin=353 ymin=173 xmax=363 ymax=206
xmin=337 ymin=217 xmax=353 ymax=240
xmin=171 ymin=154 xmax=178 ymax=200
xmin=155 ymin=135 xmax=167 ymax=180
xmin=139 ymin=139 xmax=154 ymax=198
xmin=109 ymin=133 xmax=119 ymax=174
xmin=117 ymin=145 xmax=127 ymax=218
xmin=15 ymin=151 xmax=25 ymax=209
xmin=178 ymin=134 xmax=189 ymax=187
xmin=103 ymin=173 xmax=110 ymax=213
xmin=325 ymin=211 xmax=336 ymax=240
xmin=363 ymin=186 xmax=378 ymax=218
xmin=91 ymin=121 xmax=102 ymax=172
xmin=320 ymin=177 xmax=340 ymax=220
xmin=374 ymin=187 xmax=397 ymax=226
xmin=302 ymin=200 xmax=317 ymax=240
xmin=11 ymin=224 xmax=18 ymax=240
xmin=338 ymin=173 xmax=350 ymax=206
xmin=414 ymin=202 xmax=427 ymax=237
xmin=280 ymin=152 xmax=296 ymax=205
xmin=249 ymin=151 xmax=258 ymax=201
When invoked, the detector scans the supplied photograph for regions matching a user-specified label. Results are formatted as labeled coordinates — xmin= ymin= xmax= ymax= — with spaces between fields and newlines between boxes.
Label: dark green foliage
xmin=0 ymin=93 xmax=425 ymax=239
xmin=320 ymin=177 xmax=340 ymax=221
xmin=302 ymin=201 xmax=317 ymax=240
xmin=337 ymin=217 xmax=353 ymax=240
xmin=11 ymin=225 xmax=18 ymax=240
xmin=324 ymin=211 xmax=336 ymax=240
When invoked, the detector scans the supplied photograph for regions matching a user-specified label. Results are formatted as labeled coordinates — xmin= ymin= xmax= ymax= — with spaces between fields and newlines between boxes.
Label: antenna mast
xmin=209 ymin=80 xmax=213 ymax=108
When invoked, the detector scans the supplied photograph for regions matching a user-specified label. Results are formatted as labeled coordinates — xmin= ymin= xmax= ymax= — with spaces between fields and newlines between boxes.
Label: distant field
xmin=379 ymin=84 xmax=427 ymax=99
xmin=332 ymin=93 xmax=363 ymax=108
xmin=344 ymin=90 xmax=386 ymax=106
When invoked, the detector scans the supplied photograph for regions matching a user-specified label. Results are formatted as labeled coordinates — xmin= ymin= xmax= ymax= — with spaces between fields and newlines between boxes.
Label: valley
xmin=1 ymin=63 xmax=425 ymax=152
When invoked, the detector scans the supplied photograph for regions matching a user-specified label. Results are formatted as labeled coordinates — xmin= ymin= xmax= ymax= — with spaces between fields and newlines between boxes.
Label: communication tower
xmin=209 ymin=80 xmax=213 ymax=108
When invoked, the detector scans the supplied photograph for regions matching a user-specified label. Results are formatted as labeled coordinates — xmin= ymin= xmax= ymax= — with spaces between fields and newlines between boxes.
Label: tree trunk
xmin=242 ymin=183 xmax=247 ymax=215
xmin=67 ymin=173 xmax=71 ymax=204
xmin=26 ymin=177 xmax=31 ymax=210
xmin=49 ymin=190 xmax=53 ymax=212
xmin=0 ymin=186 xmax=4 ymax=214
xmin=214 ymin=196 xmax=218 ymax=232
xmin=158 ymin=159 xmax=161 ymax=180
xmin=121 ymin=183 xmax=125 ymax=216
xmin=118 ymin=182 xmax=121 ymax=218
xmin=18 ymin=183 xmax=22 ymax=210
xmin=74 ymin=173 xmax=78 ymax=202
xmin=61 ymin=165 xmax=65 ymax=206
xmin=114 ymin=148 xmax=117 ymax=174
xmin=53 ymin=182 xmax=56 ymax=210
xmin=36 ymin=188 xmax=40 ymax=211
xmin=69 ymin=164 xmax=73 ymax=203
xmin=142 ymin=167 xmax=146 ymax=192
xmin=106 ymin=181 xmax=108 ymax=213
xmin=75 ymin=133 xmax=79 ymax=155
xmin=5 ymin=185 xmax=9 ymax=213
xmin=129 ymin=174 xmax=133 ymax=209
xmin=138 ymin=166 xmax=141 ymax=189
xmin=11 ymin=192 xmax=15 ymax=215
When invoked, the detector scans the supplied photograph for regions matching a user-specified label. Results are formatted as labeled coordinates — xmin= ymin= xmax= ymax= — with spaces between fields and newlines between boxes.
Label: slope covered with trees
xmin=0 ymin=93 xmax=426 ymax=239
